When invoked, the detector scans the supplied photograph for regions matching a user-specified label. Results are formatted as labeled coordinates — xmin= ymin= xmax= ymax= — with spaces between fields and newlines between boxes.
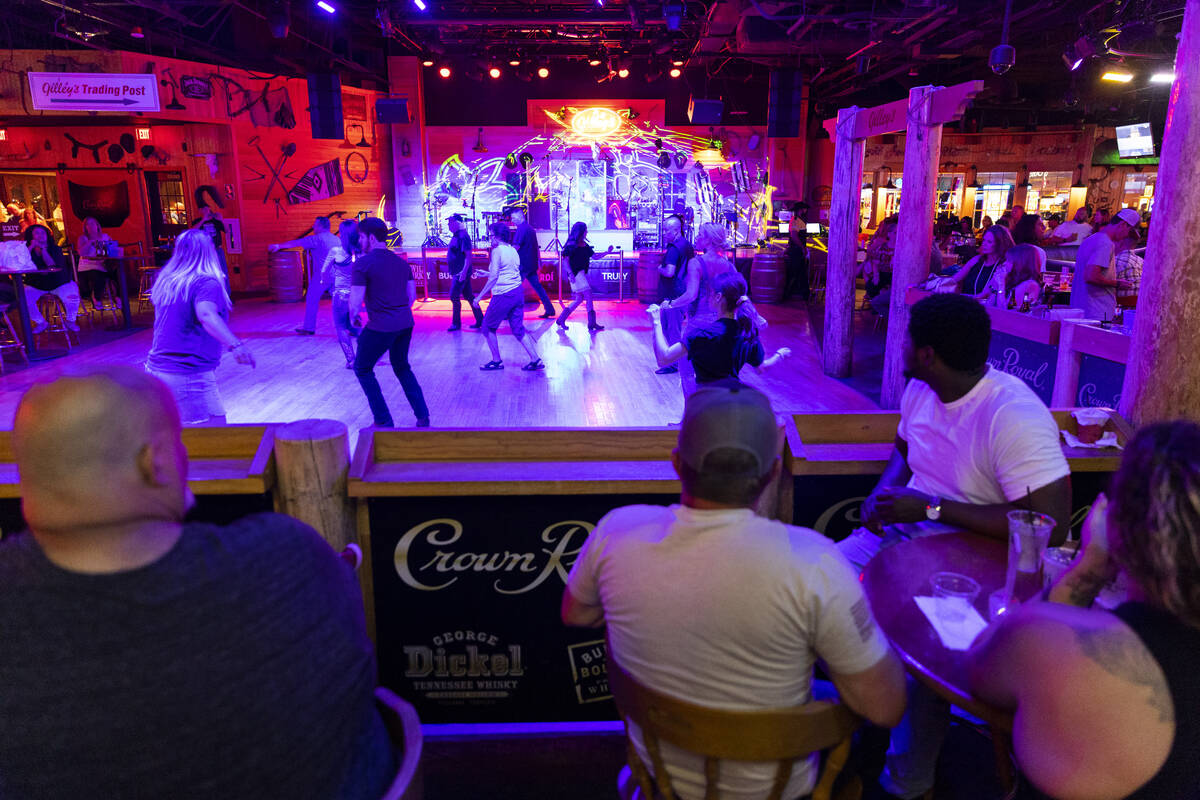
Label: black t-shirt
xmin=447 ymin=228 xmax=472 ymax=275
xmin=685 ymin=317 xmax=765 ymax=384
xmin=563 ymin=242 xmax=595 ymax=275
xmin=0 ymin=513 xmax=393 ymax=799
xmin=352 ymin=247 xmax=415 ymax=332
xmin=25 ymin=245 xmax=72 ymax=291
xmin=659 ymin=239 xmax=695 ymax=301
xmin=514 ymin=223 xmax=539 ymax=275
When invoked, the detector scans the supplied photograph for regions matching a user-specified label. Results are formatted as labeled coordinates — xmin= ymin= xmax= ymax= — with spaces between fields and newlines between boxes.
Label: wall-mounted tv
xmin=1116 ymin=123 xmax=1155 ymax=158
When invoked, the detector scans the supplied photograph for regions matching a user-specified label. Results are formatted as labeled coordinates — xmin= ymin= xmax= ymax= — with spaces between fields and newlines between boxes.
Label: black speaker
xmin=767 ymin=69 xmax=804 ymax=138
xmin=306 ymin=73 xmax=343 ymax=139
xmin=375 ymin=98 xmax=411 ymax=124
xmin=687 ymin=96 xmax=723 ymax=125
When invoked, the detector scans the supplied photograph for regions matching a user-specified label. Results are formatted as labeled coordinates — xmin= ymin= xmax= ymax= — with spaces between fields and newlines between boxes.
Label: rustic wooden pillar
xmin=273 ymin=419 xmax=357 ymax=551
xmin=881 ymin=85 xmax=943 ymax=408
xmin=823 ymin=106 xmax=865 ymax=378
xmin=1119 ymin=0 xmax=1200 ymax=425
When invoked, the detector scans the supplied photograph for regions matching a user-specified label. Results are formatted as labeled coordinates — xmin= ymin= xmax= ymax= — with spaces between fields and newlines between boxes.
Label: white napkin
xmin=1060 ymin=430 xmax=1122 ymax=449
xmin=914 ymin=596 xmax=988 ymax=651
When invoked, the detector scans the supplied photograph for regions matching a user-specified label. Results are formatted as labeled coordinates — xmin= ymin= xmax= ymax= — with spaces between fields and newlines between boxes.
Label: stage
xmin=0 ymin=297 xmax=879 ymax=434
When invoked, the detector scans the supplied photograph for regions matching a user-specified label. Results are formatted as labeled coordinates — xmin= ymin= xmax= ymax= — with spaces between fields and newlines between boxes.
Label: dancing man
xmin=446 ymin=214 xmax=483 ymax=331
xmin=268 ymin=215 xmax=340 ymax=335
xmin=478 ymin=223 xmax=544 ymax=372
xmin=654 ymin=214 xmax=694 ymax=374
xmin=510 ymin=207 xmax=556 ymax=318
xmin=349 ymin=218 xmax=430 ymax=428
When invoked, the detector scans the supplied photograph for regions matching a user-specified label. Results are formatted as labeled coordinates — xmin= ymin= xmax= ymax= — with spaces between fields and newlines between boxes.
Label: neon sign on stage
xmin=570 ymin=107 xmax=623 ymax=139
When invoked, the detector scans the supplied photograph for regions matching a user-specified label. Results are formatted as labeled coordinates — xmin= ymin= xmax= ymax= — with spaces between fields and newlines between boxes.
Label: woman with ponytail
xmin=648 ymin=270 xmax=790 ymax=401
xmin=146 ymin=229 xmax=255 ymax=425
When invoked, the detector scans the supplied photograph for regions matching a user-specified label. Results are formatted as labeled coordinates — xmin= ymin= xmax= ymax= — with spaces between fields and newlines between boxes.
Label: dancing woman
xmin=145 ymin=229 xmax=255 ymax=425
xmin=647 ymin=271 xmax=790 ymax=400
xmin=556 ymin=222 xmax=615 ymax=331
xmin=321 ymin=219 xmax=359 ymax=368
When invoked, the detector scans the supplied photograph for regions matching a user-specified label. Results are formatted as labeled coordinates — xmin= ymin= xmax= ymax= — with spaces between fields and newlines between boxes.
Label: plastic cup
xmin=1004 ymin=510 xmax=1055 ymax=603
xmin=1072 ymin=408 xmax=1110 ymax=444
xmin=931 ymin=571 xmax=981 ymax=626
xmin=1042 ymin=546 xmax=1076 ymax=588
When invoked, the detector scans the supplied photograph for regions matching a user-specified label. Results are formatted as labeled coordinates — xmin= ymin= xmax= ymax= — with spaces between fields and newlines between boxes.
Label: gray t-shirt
xmin=146 ymin=276 xmax=227 ymax=373
xmin=1070 ymin=231 xmax=1117 ymax=319
xmin=0 ymin=513 xmax=393 ymax=799
xmin=302 ymin=231 xmax=341 ymax=282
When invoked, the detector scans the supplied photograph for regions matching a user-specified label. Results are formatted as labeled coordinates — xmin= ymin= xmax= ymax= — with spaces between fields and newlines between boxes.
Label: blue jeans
xmin=522 ymin=270 xmax=556 ymax=315
xmin=147 ymin=367 xmax=225 ymax=424
xmin=353 ymin=327 xmax=428 ymax=426
xmin=450 ymin=275 xmax=482 ymax=327
xmin=302 ymin=273 xmax=333 ymax=332
xmin=331 ymin=291 xmax=355 ymax=363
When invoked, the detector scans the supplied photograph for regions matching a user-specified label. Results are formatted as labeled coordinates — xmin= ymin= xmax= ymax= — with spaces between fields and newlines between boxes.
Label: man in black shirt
xmin=655 ymin=214 xmax=694 ymax=374
xmin=350 ymin=217 xmax=430 ymax=428
xmin=0 ymin=366 xmax=394 ymax=799
xmin=511 ymin=207 xmax=556 ymax=318
xmin=446 ymin=214 xmax=483 ymax=331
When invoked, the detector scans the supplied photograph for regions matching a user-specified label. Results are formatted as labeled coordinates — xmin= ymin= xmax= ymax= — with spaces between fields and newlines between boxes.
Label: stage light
xmin=421 ymin=56 xmax=435 ymax=67
xmin=538 ymin=66 xmax=550 ymax=78
xmin=1150 ymin=72 xmax=1175 ymax=83
xmin=617 ymin=67 xmax=630 ymax=78
xmin=131 ymin=26 xmax=145 ymax=38
xmin=1101 ymin=70 xmax=1133 ymax=83
xmin=439 ymin=65 xmax=451 ymax=78
xmin=588 ymin=48 xmax=605 ymax=67
xmin=509 ymin=57 xmax=521 ymax=66
xmin=489 ymin=66 xmax=501 ymax=79
xmin=669 ymin=68 xmax=681 ymax=78
xmin=412 ymin=0 xmax=427 ymax=9
xmin=316 ymin=0 xmax=335 ymax=12
xmin=663 ymin=0 xmax=683 ymax=31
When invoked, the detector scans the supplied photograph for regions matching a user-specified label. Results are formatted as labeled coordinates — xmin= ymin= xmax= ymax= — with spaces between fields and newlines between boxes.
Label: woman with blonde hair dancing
xmin=145 ymin=229 xmax=255 ymax=425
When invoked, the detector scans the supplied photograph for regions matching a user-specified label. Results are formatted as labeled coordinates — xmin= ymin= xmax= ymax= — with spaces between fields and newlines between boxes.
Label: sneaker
xmin=468 ymin=322 xmax=483 ymax=329
xmin=655 ymin=365 xmax=678 ymax=374
xmin=447 ymin=324 xmax=462 ymax=332
xmin=295 ymin=328 xmax=315 ymax=335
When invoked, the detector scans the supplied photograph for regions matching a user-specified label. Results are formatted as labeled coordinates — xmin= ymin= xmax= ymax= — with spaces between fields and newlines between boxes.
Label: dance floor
xmin=0 ymin=296 xmax=879 ymax=434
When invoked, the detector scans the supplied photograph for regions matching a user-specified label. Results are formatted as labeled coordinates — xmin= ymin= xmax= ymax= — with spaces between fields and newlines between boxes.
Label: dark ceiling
xmin=2 ymin=0 xmax=1185 ymax=127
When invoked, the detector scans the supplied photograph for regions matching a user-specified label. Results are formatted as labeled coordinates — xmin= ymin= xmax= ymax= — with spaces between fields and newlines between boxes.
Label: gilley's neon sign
xmin=570 ymin=107 xmax=623 ymax=138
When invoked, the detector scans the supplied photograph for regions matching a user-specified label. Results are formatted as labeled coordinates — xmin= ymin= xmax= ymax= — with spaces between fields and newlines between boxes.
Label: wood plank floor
xmin=0 ymin=296 xmax=878 ymax=434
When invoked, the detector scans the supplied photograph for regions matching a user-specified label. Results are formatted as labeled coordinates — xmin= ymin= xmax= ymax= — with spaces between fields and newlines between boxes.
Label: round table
xmin=862 ymin=531 xmax=1013 ymax=731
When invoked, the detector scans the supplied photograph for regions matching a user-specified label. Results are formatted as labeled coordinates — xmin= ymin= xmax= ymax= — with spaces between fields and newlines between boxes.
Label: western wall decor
xmin=68 ymin=181 xmax=132 ymax=228
xmin=180 ymin=75 xmax=213 ymax=100
xmin=140 ymin=144 xmax=156 ymax=159
xmin=287 ymin=158 xmax=345 ymax=204
xmin=345 ymin=152 xmax=369 ymax=183
xmin=63 ymin=133 xmax=107 ymax=164
xmin=107 ymin=144 xmax=126 ymax=164
xmin=119 ymin=133 xmax=136 ymax=154
xmin=195 ymin=185 xmax=224 ymax=213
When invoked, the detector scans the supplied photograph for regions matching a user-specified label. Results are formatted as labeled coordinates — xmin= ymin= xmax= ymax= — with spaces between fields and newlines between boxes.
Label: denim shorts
xmin=483 ymin=287 xmax=525 ymax=338
xmin=146 ymin=367 xmax=226 ymax=424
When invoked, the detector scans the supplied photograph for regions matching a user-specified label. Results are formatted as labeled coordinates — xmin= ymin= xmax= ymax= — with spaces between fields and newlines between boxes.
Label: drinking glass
xmin=989 ymin=510 xmax=1055 ymax=619
xmin=931 ymin=572 xmax=981 ymax=626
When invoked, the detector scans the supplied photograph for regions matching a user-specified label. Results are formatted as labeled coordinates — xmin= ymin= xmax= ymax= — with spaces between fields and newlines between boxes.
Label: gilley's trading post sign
xmin=369 ymin=494 xmax=673 ymax=723
xmin=27 ymin=72 xmax=161 ymax=112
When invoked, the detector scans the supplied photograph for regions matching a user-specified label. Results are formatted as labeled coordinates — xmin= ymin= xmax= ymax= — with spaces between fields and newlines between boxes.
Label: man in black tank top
xmin=966 ymin=421 xmax=1200 ymax=800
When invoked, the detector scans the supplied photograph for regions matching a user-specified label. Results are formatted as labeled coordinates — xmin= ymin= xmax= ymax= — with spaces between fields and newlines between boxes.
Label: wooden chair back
xmin=607 ymin=652 xmax=860 ymax=800
xmin=375 ymin=687 xmax=424 ymax=800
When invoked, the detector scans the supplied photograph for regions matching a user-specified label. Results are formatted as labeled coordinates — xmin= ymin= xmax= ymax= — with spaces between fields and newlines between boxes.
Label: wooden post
xmin=823 ymin=106 xmax=865 ymax=378
xmin=1120 ymin=0 xmax=1200 ymax=425
xmin=881 ymin=86 xmax=944 ymax=408
xmin=273 ymin=419 xmax=356 ymax=552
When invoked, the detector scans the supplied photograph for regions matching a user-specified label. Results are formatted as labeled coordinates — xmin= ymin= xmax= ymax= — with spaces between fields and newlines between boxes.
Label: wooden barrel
xmin=750 ymin=250 xmax=786 ymax=304
xmin=268 ymin=249 xmax=303 ymax=303
xmin=636 ymin=250 xmax=663 ymax=304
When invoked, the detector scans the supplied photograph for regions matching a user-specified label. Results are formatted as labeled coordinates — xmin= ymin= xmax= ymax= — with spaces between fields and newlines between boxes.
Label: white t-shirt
xmin=566 ymin=504 xmax=889 ymax=800
xmin=1052 ymin=220 xmax=1092 ymax=245
xmin=488 ymin=243 xmax=522 ymax=295
xmin=1070 ymin=232 xmax=1117 ymax=320
xmin=899 ymin=367 xmax=1070 ymax=509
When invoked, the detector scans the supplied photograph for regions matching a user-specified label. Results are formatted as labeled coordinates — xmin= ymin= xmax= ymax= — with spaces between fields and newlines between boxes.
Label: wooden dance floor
xmin=0 ymin=297 xmax=878 ymax=434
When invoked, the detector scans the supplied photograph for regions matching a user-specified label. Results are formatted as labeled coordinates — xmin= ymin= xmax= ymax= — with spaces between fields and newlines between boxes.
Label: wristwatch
xmin=925 ymin=496 xmax=943 ymax=521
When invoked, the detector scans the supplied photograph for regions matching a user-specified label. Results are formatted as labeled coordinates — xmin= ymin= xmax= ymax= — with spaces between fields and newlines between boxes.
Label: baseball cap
xmin=1114 ymin=208 xmax=1141 ymax=236
xmin=678 ymin=386 xmax=780 ymax=474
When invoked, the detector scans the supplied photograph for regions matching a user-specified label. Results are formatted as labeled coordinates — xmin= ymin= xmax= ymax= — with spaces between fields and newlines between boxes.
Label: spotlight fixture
xmin=412 ymin=0 xmax=427 ymax=9
xmin=663 ymin=0 xmax=683 ymax=31
xmin=671 ymin=58 xmax=684 ymax=67
xmin=669 ymin=68 xmax=681 ymax=78
xmin=268 ymin=0 xmax=291 ymax=39
xmin=509 ymin=52 xmax=521 ymax=66
xmin=489 ymin=66 xmax=501 ymax=79
xmin=537 ymin=66 xmax=550 ymax=78
xmin=316 ymin=1 xmax=336 ymax=12
xmin=421 ymin=56 xmax=434 ymax=67
xmin=588 ymin=48 xmax=605 ymax=67
xmin=131 ymin=26 xmax=145 ymax=38
xmin=438 ymin=65 xmax=451 ymax=78
xmin=1150 ymin=72 xmax=1175 ymax=84
xmin=1062 ymin=35 xmax=1099 ymax=71
xmin=617 ymin=66 xmax=630 ymax=79
xmin=1101 ymin=70 xmax=1133 ymax=82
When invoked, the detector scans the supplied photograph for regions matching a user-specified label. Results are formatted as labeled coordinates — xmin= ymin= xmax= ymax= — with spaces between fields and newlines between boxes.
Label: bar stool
xmin=137 ymin=267 xmax=159 ymax=313
xmin=35 ymin=295 xmax=77 ymax=349
xmin=0 ymin=309 xmax=28 ymax=374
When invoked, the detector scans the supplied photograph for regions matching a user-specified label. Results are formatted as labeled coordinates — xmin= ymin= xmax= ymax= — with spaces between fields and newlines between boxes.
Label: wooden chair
xmin=35 ymin=294 xmax=77 ymax=349
xmin=375 ymin=687 xmax=424 ymax=800
xmin=608 ymin=652 xmax=861 ymax=800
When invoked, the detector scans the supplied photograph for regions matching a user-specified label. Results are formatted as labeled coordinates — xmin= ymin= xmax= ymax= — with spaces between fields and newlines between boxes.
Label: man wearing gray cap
xmin=562 ymin=386 xmax=905 ymax=800
xmin=1070 ymin=207 xmax=1139 ymax=321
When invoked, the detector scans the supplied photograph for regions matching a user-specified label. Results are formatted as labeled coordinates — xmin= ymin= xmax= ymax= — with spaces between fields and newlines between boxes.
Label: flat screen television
xmin=806 ymin=222 xmax=822 ymax=234
xmin=1116 ymin=123 xmax=1155 ymax=158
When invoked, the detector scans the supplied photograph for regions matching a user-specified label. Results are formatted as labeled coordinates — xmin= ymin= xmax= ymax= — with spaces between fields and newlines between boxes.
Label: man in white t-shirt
xmin=1046 ymin=206 xmax=1092 ymax=246
xmin=1069 ymin=208 xmax=1138 ymax=321
xmin=837 ymin=293 xmax=1071 ymax=800
xmin=563 ymin=387 xmax=906 ymax=800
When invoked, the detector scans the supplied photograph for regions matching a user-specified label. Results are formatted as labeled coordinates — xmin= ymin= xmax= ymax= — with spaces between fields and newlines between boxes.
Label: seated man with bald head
xmin=0 ymin=367 xmax=393 ymax=799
